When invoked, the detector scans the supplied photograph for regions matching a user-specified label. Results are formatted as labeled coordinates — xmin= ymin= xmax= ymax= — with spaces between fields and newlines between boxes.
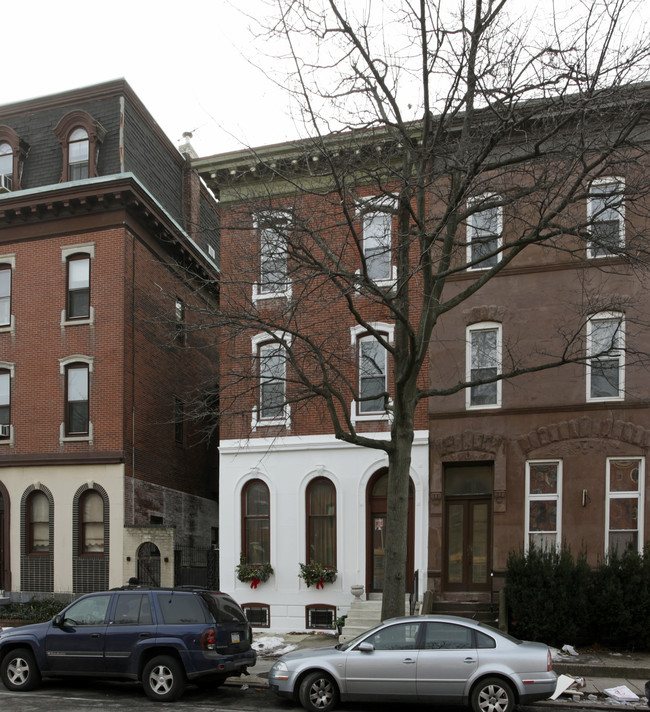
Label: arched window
xmin=68 ymin=128 xmax=89 ymax=180
xmin=242 ymin=480 xmax=270 ymax=565
xmin=306 ymin=478 xmax=336 ymax=567
xmin=27 ymin=491 xmax=49 ymax=554
xmin=66 ymin=253 xmax=90 ymax=319
xmin=79 ymin=489 xmax=104 ymax=554
xmin=54 ymin=110 xmax=105 ymax=183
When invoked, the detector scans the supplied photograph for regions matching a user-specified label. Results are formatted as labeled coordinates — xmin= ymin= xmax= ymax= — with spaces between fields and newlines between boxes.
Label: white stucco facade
xmin=219 ymin=431 xmax=428 ymax=632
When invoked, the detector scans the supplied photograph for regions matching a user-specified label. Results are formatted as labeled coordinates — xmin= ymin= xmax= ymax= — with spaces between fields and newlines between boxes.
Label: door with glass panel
xmin=443 ymin=466 xmax=492 ymax=592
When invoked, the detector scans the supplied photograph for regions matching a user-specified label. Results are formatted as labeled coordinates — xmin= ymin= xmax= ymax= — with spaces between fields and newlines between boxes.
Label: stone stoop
xmin=339 ymin=594 xmax=413 ymax=643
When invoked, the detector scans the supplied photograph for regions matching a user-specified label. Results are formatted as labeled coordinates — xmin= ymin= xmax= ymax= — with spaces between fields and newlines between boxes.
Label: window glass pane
xmin=260 ymin=226 xmax=287 ymax=292
xmin=0 ymin=372 xmax=9 ymax=407
xmin=83 ymin=491 xmax=103 ymax=520
xmin=528 ymin=462 xmax=558 ymax=495
xmin=114 ymin=594 xmax=153 ymax=625
xmin=470 ymin=328 xmax=498 ymax=405
xmin=590 ymin=182 xmax=623 ymax=256
xmin=529 ymin=501 xmax=557 ymax=532
xmin=591 ymin=359 xmax=620 ymax=398
xmin=157 ymin=593 xmax=206 ymax=624
xmin=0 ymin=143 xmax=11 ymax=178
xmin=609 ymin=497 xmax=637 ymax=531
xmin=609 ymin=460 xmax=640 ymax=492
xmin=469 ymin=205 xmax=500 ymax=267
xmin=363 ymin=212 xmax=392 ymax=281
xmin=260 ymin=344 xmax=285 ymax=418
xmin=0 ymin=267 xmax=11 ymax=298
xmin=68 ymin=366 xmax=88 ymax=401
xmin=366 ymin=622 xmax=420 ymax=650
xmin=424 ymin=622 xmax=473 ymax=650
xmin=64 ymin=594 xmax=111 ymax=625
xmin=359 ymin=338 xmax=386 ymax=413
xmin=69 ymin=258 xmax=90 ymax=289
xmin=308 ymin=480 xmax=336 ymax=566
xmin=246 ymin=481 xmax=269 ymax=516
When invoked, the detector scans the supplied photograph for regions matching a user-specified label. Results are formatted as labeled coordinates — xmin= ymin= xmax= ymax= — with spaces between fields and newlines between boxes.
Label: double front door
xmin=442 ymin=465 xmax=493 ymax=592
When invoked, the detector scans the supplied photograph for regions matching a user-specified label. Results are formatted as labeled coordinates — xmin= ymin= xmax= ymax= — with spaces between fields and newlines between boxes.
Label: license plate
xmin=231 ymin=632 xmax=241 ymax=643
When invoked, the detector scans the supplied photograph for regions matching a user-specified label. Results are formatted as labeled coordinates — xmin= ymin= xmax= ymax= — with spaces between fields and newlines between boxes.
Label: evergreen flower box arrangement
xmin=299 ymin=562 xmax=338 ymax=589
xmin=236 ymin=555 xmax=274 ymax=589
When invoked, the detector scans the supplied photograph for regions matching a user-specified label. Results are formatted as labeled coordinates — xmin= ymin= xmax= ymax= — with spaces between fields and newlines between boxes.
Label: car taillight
xmin=547 ymin=649 xmax=553 ymax=671
xmin=202 ymin=627 xmax=217 ymax=651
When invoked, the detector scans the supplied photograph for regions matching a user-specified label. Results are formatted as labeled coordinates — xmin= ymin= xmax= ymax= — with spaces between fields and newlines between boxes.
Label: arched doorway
xmin=137 ymin=542 xmax=161 ymax=586
xmin=366 ymin=469 xmax=414 ymax=594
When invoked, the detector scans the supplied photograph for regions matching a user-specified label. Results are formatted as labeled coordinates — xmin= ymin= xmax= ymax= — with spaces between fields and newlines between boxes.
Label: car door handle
xmin=91 ymin=633 xmax=102 ymax=638
xmin=402 ymin=658 xmax=416 ymax=664
xmin=464 ymin=657 xmax=477 ymax=663
xmin=139 ymin=632 xmax=152 ymax=638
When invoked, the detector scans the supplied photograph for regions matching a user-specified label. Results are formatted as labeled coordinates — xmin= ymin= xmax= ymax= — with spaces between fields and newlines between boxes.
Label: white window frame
xmin=61 ymin=243 xmax=95 ymax=326
xmin=0 ymin=361 xmax=14 ymax=446
xmin=587 ymin=177 xmax=625 ymax=259
xmin=586 ymin=312 xmax=625 ymax=402
xmin=251 ymin=332 xmax=292 ymax=429
xmin=350 ymin=323 xmax=394 ymax=423
xmin=525 ymin=460 xmax=562 ymax=552
xmin=466 ymin=194 xmax=503 ymax=270
xmin=356 ymin=196 xmax=397 ymax=288
xmin=59 ymin=354 xmax=94 ymax=443
xmin=253 ymin=212 xmax=292 ymax=301
xmin=466 ymin=322 xmax=502 ymax=410
xmin=605 ymin=457 xmax=644 ymax=556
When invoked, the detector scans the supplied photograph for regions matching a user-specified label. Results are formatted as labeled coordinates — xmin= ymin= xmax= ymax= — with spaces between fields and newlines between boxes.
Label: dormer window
xmin=0 ymin=143 xmax=12 ymax=190
xmin=68 ymin=128 xmax=90 ymax=181
xmin=54 ymin=110 xmax=105 ymax=183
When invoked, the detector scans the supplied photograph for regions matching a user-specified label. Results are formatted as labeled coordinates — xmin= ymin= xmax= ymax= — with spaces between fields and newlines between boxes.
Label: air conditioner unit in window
xmin=0 ymin=424 xmax=10 ymax=438
xmin=0 ymin=175 xmax=12 ymax=193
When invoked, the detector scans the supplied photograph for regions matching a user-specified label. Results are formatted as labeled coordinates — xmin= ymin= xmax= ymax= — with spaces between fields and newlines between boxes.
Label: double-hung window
xmin=525 ymin=461 xmax=562 ymax=551
xmin=79 ymin=489 xmax=104 ymax=554
xmin=27 ymin=491 xmax=50 ymax=554
xmin=588 ymin=178 xmax=625 ymax=258
xmin=306 ymin=478 xmax=336 ymax=568
xmin=0 ymin=143 xmax=12 ymax=191
xmin=68 ymin=128 xmax=90 ymax=181
xmin=359 ymin=336 xmax=387 ymax=414
xmin=587 ymin=313 xmax=624 ymax=401
xmin=255 ymin=212 xmax=291 ymax=300
xmin=0 ymin=264 xmax=11 ymax=327
xmin=259 ymin=343 xmax=286 ymax=420
xmin=0 ymin=369 xmax=10 ymax=439
xmin=363 ymin=211 xmax=393 ymax=282
xmin=606 ymin=458 xmax=644 ymax=555
xmin=467 ymin=195 xmax=502 ymax=269
xmin=466 ymin=323 xmax=502 ymax=408
xmin=66 ymin=253 xmax=90 ymax=320
xmin=66 ymin=363 xmax=89 ymax=435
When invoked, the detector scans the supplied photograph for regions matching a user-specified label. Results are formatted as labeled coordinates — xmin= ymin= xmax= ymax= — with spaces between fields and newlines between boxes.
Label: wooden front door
xmin=442 ymin=465 xmax=493 ymax=593
xmin=366 ymin=469 xmax=415 ymax=594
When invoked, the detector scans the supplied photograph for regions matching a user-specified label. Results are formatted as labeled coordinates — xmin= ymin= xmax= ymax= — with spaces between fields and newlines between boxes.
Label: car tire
xmin=471 ymin=676 xmax=515 ymax=712
xmin=142 ymin=655 xmax=186 ymax=702
xmin=298 ymin=671 xmax=339 ymax=712
xmin=0 ymin=647 xmax=42 ymax=692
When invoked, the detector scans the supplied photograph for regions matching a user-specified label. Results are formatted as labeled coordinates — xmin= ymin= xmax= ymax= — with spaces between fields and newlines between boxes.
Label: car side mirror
xmin=358 ymin=642 xmax=374 ymax=653
xmin=53 ymin=614 xmax=63 ymax=627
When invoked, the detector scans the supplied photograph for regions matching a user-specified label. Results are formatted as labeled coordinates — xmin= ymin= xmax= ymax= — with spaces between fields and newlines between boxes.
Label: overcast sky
xmin=5 ymin=0 xmax=649 ymax=160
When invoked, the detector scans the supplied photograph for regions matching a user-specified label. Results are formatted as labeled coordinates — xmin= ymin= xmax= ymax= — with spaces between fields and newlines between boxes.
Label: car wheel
xmin=0 ymin=647 xmax=42 ymax=691
xmin=142 ymin=655 xmax=186 ymax=702
xmin=298 ymin=671 xmax=339 ymax=712
xmin=471 ymin=676 xmax=515 ymax=712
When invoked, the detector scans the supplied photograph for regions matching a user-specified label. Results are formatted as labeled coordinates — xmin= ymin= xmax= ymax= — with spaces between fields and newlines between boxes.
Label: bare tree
xmin=192 ymin=0 xmax=650 ymax=620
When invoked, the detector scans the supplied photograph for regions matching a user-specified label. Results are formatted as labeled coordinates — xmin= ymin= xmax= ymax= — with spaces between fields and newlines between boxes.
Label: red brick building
xmin=0 ymin=81 xmax=220 ymax=598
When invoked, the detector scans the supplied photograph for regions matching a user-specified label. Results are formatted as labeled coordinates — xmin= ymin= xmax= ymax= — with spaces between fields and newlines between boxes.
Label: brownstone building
xmin=0 ymin=80 xmax=220 ymax=598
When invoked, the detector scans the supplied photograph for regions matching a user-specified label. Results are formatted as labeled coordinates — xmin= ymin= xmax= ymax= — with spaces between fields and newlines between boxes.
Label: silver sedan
xmin=269 ymin=615 xmax=557 ymax=712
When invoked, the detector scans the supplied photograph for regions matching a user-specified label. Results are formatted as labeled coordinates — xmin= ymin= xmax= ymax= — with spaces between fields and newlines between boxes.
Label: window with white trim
xmin=525 ymin=461 xmax=562 ymax=551
xmin=359 ymin=336 xmax=388 ymax=414
xmin=467 ymin=195 xmax=502 ymax=270
xmin=588 ymin=178 xmax=625 ymax=258
xmin=357 ymin=196 xmax=396 ymax=285
xmin=254 ymin=212 xmax=291 ymax=300
xmin=0 ymin=143 xmax=12 ymax=190
xmin=466 ymin=322 xmax=501 ymax=409
xmin=587 ymin=313 xmax=624 ymax=402
xmin=0 ymin=369 xmax=10 ymax=440
xmin=606 ymin=457 xmax=644 ymax=555
xmin=251 ymin=332 xmax=292 ymax=428
xmin=0 ymin=262 xmax=11 ymax=327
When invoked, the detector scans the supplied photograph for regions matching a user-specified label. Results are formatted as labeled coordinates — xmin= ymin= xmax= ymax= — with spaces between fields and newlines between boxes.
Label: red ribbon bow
xmin=317 ymin=577 xmax=324 ymax=589
xmin=250 ymin=577 xmax=261 ymax=589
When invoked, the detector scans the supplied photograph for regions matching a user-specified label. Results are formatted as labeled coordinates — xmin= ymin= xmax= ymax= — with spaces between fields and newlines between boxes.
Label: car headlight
xmin=271 ymin=661 xmax=289 ymax=679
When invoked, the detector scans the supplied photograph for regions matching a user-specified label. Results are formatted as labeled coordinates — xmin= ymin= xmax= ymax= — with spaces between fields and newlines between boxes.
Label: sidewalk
xmin=237 ymin=632 xmax=650 ymax=710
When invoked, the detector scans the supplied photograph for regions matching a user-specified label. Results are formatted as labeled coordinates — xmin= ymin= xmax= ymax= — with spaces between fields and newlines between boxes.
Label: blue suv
xmin=0 ymin=586 xmax=255 ymax=701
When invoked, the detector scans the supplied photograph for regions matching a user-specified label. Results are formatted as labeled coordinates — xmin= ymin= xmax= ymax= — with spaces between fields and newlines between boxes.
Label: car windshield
xmin=338 ymin=622 xmax=385 ymax=651
xmin=201 ymin=593 xmax=247 ymax=623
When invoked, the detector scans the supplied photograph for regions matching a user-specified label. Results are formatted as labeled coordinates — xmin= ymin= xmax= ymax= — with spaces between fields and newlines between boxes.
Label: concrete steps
xmin=339 ymin=594 xmax=413 ymax=642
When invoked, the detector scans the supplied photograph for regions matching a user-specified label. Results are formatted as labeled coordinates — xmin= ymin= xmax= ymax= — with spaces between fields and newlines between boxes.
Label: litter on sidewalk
xmin=550 ymin=674 xmax=586 ymax=699
xmin=603 ymin=685 xmax=640 ymax=703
